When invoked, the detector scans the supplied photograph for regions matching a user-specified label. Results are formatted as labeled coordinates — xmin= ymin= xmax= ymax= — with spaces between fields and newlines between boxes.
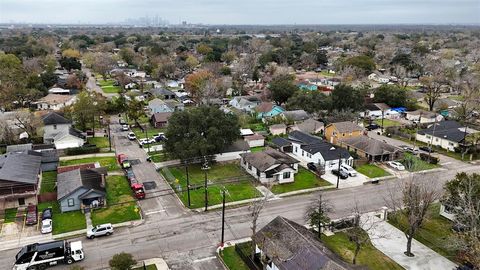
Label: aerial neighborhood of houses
xmin=0 ymin=22 xmax=479 ymax=270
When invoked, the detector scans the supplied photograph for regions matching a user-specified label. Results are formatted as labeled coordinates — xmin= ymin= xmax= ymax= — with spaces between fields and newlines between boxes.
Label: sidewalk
xmin=361 ymin=214 xmax=457 ymax=270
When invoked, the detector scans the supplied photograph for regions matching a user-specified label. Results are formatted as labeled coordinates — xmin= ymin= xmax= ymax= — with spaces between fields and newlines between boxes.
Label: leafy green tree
xmin=269 ymin=74 xmax=299 ymax=105
xmin=119 ymin=47 xmax=135 ymax=65
xmin=126 ymin=98 xmax=145 ymax=126
xmin=305 ymin=194 xmax=332 ymax=239
xmin=315 ymin=50 xmax=328 ymax=66
xmin=287 ymin=91 xmax=330 ymax=113
xmin=164 ymin=106 xmax=240 ymax=160
xmin=330 ymin=84 xmax=364 ymax=112
xmin=40 ymin=71 xmax=58 ymax=89
xmin=0 ymin=53 xmax=27 ymax=110
xmin=71 ymin=92 xmax=105 ymax=131
xmin=344 ymin=55 xmax=376 ymax=74
xmin=109 ymin=252 xmax=136 ymax=270
xmin=59 ymin=57 xmax=81 ymax=71
xmin=442 ymin=173 xmax=480 ymax=268
xmin=373 ymin=85 xmax=407 ymax=107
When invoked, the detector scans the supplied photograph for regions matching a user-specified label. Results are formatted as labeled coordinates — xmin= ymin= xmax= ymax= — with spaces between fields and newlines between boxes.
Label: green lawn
xmin=247 ymin=123 xmax=266 ymax=132
xmin=38 ymin=202 xmax=86 ymax=235
xmin=271 ymin=168 xmax=332 ymax=194
xmin=374 ymin=119 xmax=402 ymax=128
xmin=60 ymin=157 xmax=120 ymax=171
xmin=388 ymin=203 xmax=458 ymax=261
xmin=133 ymin=265 xmax=157 ymax=270
xmin=323 ymin=231 xmax=403 ymax=270
xmin=4 ymin=208 xmax=17 ymax=223
xmin=250 ymin=146 xmax=266 ymax=153
xmin=40 ymin=171 xmax=57 ymax=194
xmin=150 ymin=153 xmax=170 ymax=163
xmin=161 ymin=162 xmax=261 ymax=208
xmin=318 ymin=70 xmax=335 ymax=77
xmin=220 ymin=246 xmax=250 ymax=270
xmin=91 ymin=176 xmax=140 ymax=226
xmin=98 ymin=79 xmax=121 ymax=93
xmin=132 ymin=127 xmax=166 ymax=139
xmin=401 ymin=153 xmax=440 ymax=172
xmin=87 ymin=137 xmax=111 ymax=148
xmin=356 ymin=164 xmax=390 ymax=178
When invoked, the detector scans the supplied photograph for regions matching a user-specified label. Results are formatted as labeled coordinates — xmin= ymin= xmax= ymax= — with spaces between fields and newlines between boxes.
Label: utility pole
xmin=381 ymin=110 xmax=385 ymax=133
xmin=144 ymin=125 xmax=150 ymax=154
xmin=186 ymin=163 xmax=191 ymax=207
xmin=412 ymin=111 xmax=422 ymax=152
xmin=203 ymin=157 xmax=209 ymax=211
xmin=336 ymin=153 xmax=342 ymax=189
xmin=92 ymin=113 xmax=95 ymax=137
xmin=221 ymin=189 xmax=226 ymax=247
xmin=107 ymin=120 xmax=112 ymax=152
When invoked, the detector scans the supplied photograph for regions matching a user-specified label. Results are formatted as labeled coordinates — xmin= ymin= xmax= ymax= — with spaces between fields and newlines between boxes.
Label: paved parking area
xmin=322 ymin=170 xmax=368 ymax=188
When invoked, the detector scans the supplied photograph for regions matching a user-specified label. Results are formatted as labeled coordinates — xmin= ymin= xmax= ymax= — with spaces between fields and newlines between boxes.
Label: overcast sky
xmin=0 ymin=0 xmax=479 ymax=25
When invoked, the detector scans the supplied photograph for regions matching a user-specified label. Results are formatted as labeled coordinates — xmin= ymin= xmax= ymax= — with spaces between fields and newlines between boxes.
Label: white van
xmin=340 ymin=164 xmax=357 ymax=177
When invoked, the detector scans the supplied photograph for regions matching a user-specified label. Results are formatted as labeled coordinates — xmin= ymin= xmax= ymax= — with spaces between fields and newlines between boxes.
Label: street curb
xmin=277 ymin=185 xmax=336 ymax=198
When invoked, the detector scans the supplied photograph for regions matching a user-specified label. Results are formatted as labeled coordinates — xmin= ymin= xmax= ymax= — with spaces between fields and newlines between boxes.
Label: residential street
xmin=83 ymin=68 xmax=118 ymax=99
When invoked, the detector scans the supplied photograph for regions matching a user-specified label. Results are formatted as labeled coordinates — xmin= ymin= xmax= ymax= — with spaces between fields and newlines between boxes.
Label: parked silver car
xmin=86 ymin=223 xmax=113 ymax=239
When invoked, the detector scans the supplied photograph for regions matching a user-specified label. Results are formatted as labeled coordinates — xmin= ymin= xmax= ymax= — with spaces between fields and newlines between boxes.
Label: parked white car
xmin=121 ymin=124 xmax=129 ymax=131
xmin=87 ymin=223 xmax=113 ymax=239
xmin=387 ymin=161 xmax=406 ymax=171
xmin=127 ymin=132 xmax=136 ymax=140
xmin=138 ymin=138 xmax=149 ymax=145
xmin=340 ymin=164 xmax=357 ymax=177
xmin=41 ymin=219 xmax=52 ymax=234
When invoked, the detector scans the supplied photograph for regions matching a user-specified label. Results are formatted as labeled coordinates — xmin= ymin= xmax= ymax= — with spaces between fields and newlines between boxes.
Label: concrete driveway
xmin=322 ymin=170 xmax=368 ymax=188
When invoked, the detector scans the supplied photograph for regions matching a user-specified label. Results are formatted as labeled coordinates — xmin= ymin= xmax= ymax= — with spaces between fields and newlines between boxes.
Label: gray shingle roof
xmin=288 ymin=130 xmax=322 ymax=144
xmin=295 ymin=119 xmax=324 ymax=134
xmin=272 ymin=137 xmax=291 ymax=147
xmin=0 ymin=152 xmax=41 ymax=184
xmin=41 ymin=112 xmax=71 ymax=125
xmin=329 ymin=121 xmax=363 ymax=133
xmin=57 ymin=168 xmax=107 ymax=200
xmin=282 ymin=110 xmax=310 ymax=122
xmin=253 ymin=216 xmax=356 ymax=270
xmin=418 ymin=121 xmax=476 ymax=143
xmin=301 ymin=142 xmax=350 ymax=161
xmin=341 ymin=136 xmax=401 ymax=156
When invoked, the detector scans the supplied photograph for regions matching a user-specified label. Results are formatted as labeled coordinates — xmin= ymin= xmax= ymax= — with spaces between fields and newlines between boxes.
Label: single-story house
xmin=41 ymin=112 xmax=85 ymax=149
xmin=289 ymin=130 xmax=353 ymax=170
xmin=147 ymin=98 xmax=183 ymax=115
xmin=215 ymin=139 xmax=250 ymax=162
xmin=340 ymin=136 xmax=403 ymax=162
xmin=416 ymin=120 xmax=479 ymax=151
xmin=281 ymin=110 xmax=310 ymax=123
xmin=405 ymin=110 xmax=444 ymax=124
xmin=271 ymin=137 xmax=293 ymax=152
xmin=57 ymin=167 xmax=108 ymax=213
xmin=146 ymin=88 xmax=176 ymax=100
xmin=151 ymin=112 xmax=172 ymax=128
xmin=35 ymin=94 xmax=76 ymax=111
xmin=229 ymin=96 xmax=262 ymax=112
xmin=240 ymin=148 xmax=299 ymax=184
xmin=324 ymin=121 xmax=364 ymax=145
xmin=291 ymin=118 xmax=324 ymax=134
xmin=256 ymin=102 xmax=285 ymax=119
xmin=244 ymin=134 xmax=265 ymax=148
xmin=253 ymin=216 xmax=355 ymax=270
xmin=0 ymin=151 xmax=42 ymax=210
xmin=269 ymin=124 xmax=287 ymax=135
xmin=359 ymin=103 xmax=399 ymax=119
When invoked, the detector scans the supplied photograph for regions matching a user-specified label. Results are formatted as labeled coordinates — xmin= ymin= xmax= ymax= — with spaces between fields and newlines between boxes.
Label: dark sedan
xmin=25 ymin=204 xmax=38 ymax=226
xmin=332 ymin=169 xmax=348 ymax=179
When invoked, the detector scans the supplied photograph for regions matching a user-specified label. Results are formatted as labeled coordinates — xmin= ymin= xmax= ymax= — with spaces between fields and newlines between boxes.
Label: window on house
xmin=302 ymin=150 xmax=304 ymax=156
xmin=256 ymin=170 xmax=260 ymax=177
xmin=68 ymin=198 xmax=75 ymax=207
xmin=18 ymin=198 xmax=25 ymax=206
xmin=342 ymin=133 xmax=345 ymax=137
xmin=283 ymin=172 xmax=291 ymax=179
xmin=53 ymin=124 xmax=57 ymax=130
xmin=294 ymin=147 xmax=297 ymax=153
xmin=248 ymin=164 xmax=252 ymax=170
xmin=448 ymin=142 xmax=454 ymax=146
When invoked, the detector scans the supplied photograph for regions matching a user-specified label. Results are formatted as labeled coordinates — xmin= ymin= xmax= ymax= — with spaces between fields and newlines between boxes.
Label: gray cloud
xmin=0 ymin=0 xmax=478 ymax=24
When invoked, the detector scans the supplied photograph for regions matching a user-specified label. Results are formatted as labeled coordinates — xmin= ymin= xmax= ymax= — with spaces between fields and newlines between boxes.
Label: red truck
xmin=125 ymin=168 xmax=146 ymax=199
xmin=116 ymin=154 xmax=131 ymax=169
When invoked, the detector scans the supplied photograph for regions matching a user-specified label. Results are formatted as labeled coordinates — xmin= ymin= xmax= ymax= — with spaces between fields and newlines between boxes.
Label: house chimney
xmin=100 ymin=174 xmax=106 ymax=188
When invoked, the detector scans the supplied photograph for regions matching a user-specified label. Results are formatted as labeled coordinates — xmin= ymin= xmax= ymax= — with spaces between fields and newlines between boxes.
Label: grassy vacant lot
xmin=162 ymin=162 xmax=260 ymax=208
xmin=388 ymin=204 xmax=458 ymax=261
xmin=38 ymin=201 xmax=86 ymax=235
xmin=149 ymin=152 xmax=170 ymax=163
xmin=401 ymin=153 xmax=439 ymax=172
xmin=374 ymin=119 xmax=402 ymax=128
xmin=87 ymin=137 xmax=110 ymax=148
xmin=272 ymin=168 xmax=332 ymax=194
xmin=132 ymin=126 xmax=166 ymax=139
xmin=4 ymin=208 xmax=17 ymax=223
xmin=356 ymin=164 xmax=390 ymax=178
xmin=60 ymin=157 xmax=119 ymax=171
xmin=220 ymin=246 xmax=250 ymax=270
xmin=250 ymin=146 xmax=266 ymax=153
xmin=91 ymin=175 xmax=140 ymax=226
xmin=323 ymin=231 xmax=403 ymax=270
xmin=98 ymin=79 xmax=121 ymax=93
xmin=40 ymin=171 xmax=57 ymax=194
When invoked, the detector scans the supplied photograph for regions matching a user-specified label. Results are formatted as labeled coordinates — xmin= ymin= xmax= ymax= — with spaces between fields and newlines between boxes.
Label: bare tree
xmin=14 ymin=111 xmax=43 ymax=140
xmin=420 ymin=58 xmax=446 ymax=111
xmin=305 ymin=193 xmax=332 ymax=240
xmin=249 ymin=184 xmax=271 ymax=260
xmin=92 ymin=53 xmax=115 ymax=81
xmin=385 ymin=178 xmax=440 ymax=257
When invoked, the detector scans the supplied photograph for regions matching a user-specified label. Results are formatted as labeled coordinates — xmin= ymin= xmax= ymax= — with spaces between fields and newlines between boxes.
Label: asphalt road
xmin=2 ymin=124 xmax=478 ymax=270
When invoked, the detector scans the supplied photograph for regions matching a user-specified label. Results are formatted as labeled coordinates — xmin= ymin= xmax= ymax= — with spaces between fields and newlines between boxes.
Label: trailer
xmin=13 ymin=240 xmax=84 ymax=270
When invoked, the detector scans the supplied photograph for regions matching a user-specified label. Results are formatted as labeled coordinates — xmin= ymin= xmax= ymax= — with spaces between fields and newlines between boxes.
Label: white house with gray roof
xmin=41 ymin=112 xmax=85 ymax=149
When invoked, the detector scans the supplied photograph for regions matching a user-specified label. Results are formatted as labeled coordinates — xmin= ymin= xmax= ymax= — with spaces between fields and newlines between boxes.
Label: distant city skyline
xmin=0 ymin=0 xmax=479 ymax=25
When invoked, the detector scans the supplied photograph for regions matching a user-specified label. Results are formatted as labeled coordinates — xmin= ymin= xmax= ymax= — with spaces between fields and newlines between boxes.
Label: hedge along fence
xmin=65 ymin=146 xmax=100 ymax=156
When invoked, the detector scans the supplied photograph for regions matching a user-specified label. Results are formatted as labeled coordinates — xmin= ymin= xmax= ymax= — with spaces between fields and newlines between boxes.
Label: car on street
xmin=366 ymin=124 xmax=380 ymax=131
xmin=41 ymin=219 xmax=52 ymax=234
xmin=138 ymin=138 xmax=149 ymax=145
xmin=387 ymin=161 xmax=406 ymax=171
xmin=119 ymin=119 xmax=126 ymax=125
xmin=331 ymin=169 xmax=348 ymax=179
xmin=87 ymin=223 xmax=113 ymax=239
xmin=121 ymin=124 xmax=129 ymax=131
xmin=340 ymin=164 xmax=357 ymax=177
xmin=419 ymin=146 xmax=435 ymax=153
xmin=127 ymin=132 xmax=136 ymax=140
xmin=307 ymin=162 xmax=317 ymax=172
xmin=399 ymin=145 xmax=419 ymax=155
xmin=25 ymin=204 xmax=38 ymax=226
xmin=42 ymin=207 xmax=53 ymax=221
